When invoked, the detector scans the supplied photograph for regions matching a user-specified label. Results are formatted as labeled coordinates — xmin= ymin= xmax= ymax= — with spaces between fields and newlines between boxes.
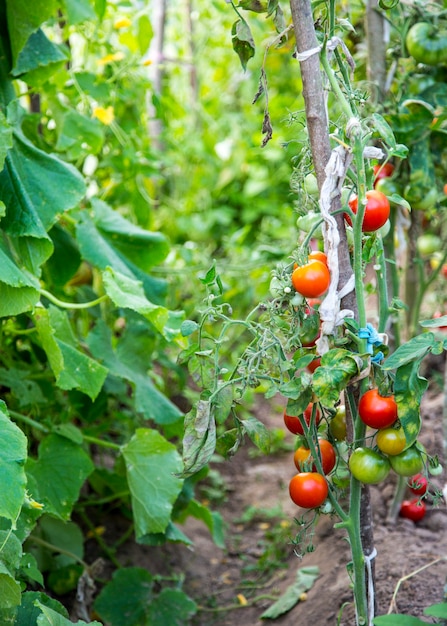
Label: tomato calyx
xmin=408 ymin=473 xmax=428 ymax=496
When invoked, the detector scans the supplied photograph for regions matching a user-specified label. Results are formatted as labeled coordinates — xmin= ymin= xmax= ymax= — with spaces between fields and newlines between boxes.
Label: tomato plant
xmin=284 ymin=403 xmax=321 ymax=435
xmin=406 ymin=22 xmax=447 ymax=66
xmin=348 ymin=448 xmax=391 ymax=484
xmin=358 ymin=389 xmax=398 ymax=429
xmin=376 ymin=427 xmax=407 ymax=456
xmin=289 ymin=472 xmax=328 ymax=508
xmin=294 ymin=438 xmax=336 ymax=474
xmin=409 ymin=473 xmax=428 ymax=496
xmin=291 ymin=259 xmax=330 ymax=298
xmin=346 ymin=190 xmax=390 ymax=232
xmin=399 ymin=498 xmax=427 ymax=523
xmin=389 ymin=445 xmax=424 ymax=477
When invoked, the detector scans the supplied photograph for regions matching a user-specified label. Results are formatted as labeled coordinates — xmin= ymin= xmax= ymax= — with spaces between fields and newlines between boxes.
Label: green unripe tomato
xmin=389 ymin=445 xmax=424 ymax=477
xmin=404 ymin=185 xmax=438 ymax=211
xmin=417 ymin=234 xmax=442 ymax=257
xmin=406 ymin=22 xmax=447 ymax=66
xmin=348 ymin=447 xmax=391 ymax=484
xmin=296 ymin=211 xmax=323 ymax=238
xmin=304 ymin=173 xmax=319 ymax=196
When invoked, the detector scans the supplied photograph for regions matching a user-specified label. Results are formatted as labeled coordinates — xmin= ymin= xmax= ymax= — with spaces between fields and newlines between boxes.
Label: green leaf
xmin=147 ymin=588 xmax=197 ymax=625
xmin=0 ymin=565 xmax=21 ymax=610
xmin=122 ymin=429 xmax=184 ymax=539
xmin=12 ymin=29 xmax=68 ymax=85
xmin=372 ymin=113 xmax=397 ymax=148
xmin=35 ymin=600 xmax=102 ymax=625
xmin=91 ymin=199 xmax=169 ymax=270
xmin=102 ymin=267 xmax=169 ymax=335
xmin=0 ymin=367 xmax=46 ymax=407
xmin=420 ymin=315 xmax=447 ymax=328
xmin=181 ymin=401 xmax=216 ymax=478
xmin=87 ymin=320 xmax=183 ymax=424
xmin=14 ymin=591 xmax=69 ymax=625
xmin=239 ymin=415 xmax=271 ymax=453
xmin=261 ymin=566 xmax=319 ymax=619
xmin=373 ymin=615 xmax=427 ymax=625
xmin=180 ymin=320 xmax=199 ymax=337
xmin=382 ymin=334 xmax=434 ymax=370
xmin=26 ymin=434 xmax=94 ymax=520
xmin=0 ymin=240 xmax=40 ymax=317
xmin=238 ymin=0 xmax=268 ymax=11
xmin=137 ymin=14 xmax=154 ymax=54
xmin=34 ymin=306 xmax=108 ymax=400
xmin=60 ymin=0 xmax=96 ymax=24
xmin=6 ymin=0 xmax=59 ymax=68
xmin=0 ymin=110 xmax=13 ymax=171
xmin=181 ymin=500 xmax=225 ymax=549
xmin=312 ymin=349 xmax=360 ymax=407
xmin=18 ymin=553 xmax=44 ymax=586
xmin=55 ymin=110 xmax=104 ymax=158
xmin=424 ymin=602 xmax=447 ymax=618
xmin=394 ymin=360 xmax=427 ymax=447
xmin=0 ymin=402 xmax=27 ymax=523
xmin=94 ymin=568 xmax=153 ymax=626
xmin=231 ymin=18 xmax=255 ymax=70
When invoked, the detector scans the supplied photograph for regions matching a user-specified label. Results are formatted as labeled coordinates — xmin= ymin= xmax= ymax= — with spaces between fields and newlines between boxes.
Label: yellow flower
xmin=142 ymin=58 xmax=153 ymax=66
xmin=97 ymin=51 xmax=125 ymax=65
xmin=114 ymin=16 xmax=132 ymax=29
xmin=93 ymin=106 xmax=115 ymax=125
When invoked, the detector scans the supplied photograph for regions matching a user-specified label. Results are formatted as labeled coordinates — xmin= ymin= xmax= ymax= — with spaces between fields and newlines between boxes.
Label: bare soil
xmin=101 ymin=363 xmax=447 ymax=626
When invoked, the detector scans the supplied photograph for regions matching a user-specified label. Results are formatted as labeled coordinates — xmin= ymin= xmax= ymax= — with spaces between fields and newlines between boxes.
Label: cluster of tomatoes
xmin=284 ymin=388 xmax=431 ymax=522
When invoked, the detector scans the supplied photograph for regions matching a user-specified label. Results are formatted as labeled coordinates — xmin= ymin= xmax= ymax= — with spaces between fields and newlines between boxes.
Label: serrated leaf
xmin=102 ymin=267 xmax=169 ymax=335
xmin=312 ymin=349 xmax=359 ymax=407
xmin=231 ymin=18 xmax=255 ymax=70
xmin=93 ymin=568 xmax=153 ymax=626
xmin=12 ymin=29 xmax=68 ymax=84
xmin=382 ymin=333 xmax=434 ymax=370
xmin=6 ymin=0 xmax=58 ymax=68
xmin=122 ymin=429 xmax=184 ymax=538
xmin=0 ymin=402 xmax=27 ymax=523
xmin=261 ymin=566 xmax=319 ymax=619
xmin=239 ymin=415 xmax=271 ymax=453
xmin=394 ymin=360 xmax=427 ymax=447
xmin=26 ymin=434 xmax=94 ymax=520
xmin=87 ymin=320 xmax=182 ymax=424
xmin=36 ymin=601 xmax=102 ymax=625
xmin=147 ymin=588 xmax=197 ymax=626
xmin=181 ymin=401 xmax=216 ymax=477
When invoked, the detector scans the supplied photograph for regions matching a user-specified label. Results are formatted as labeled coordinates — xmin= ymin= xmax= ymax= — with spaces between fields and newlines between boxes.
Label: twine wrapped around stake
xmin=315 ymin=145 xmax=355 ymax=355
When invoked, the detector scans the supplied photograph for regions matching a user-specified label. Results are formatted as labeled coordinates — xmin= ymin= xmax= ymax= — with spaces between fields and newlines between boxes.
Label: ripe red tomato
xmin=348 ymin=447 xmax=391 ymax=484
xmin=284 ymin=403 xmax=321 ymax=435
xmin=373 ymin=163 xmax=395 ymax=185
xmin=399 ymin=498 xmax=426 ymax=523
xmin=307 ymin=357 xmax=321 ymax=373
xmin=308 ymin=250 xmax=328 ymax=266
xmin=289 ymin=472 xmax=328 ymax=508
xmin=346 ymin=190 xmax=390 ymax=232
xmin=291 ymin=260 xmax=330 ymax=298
xmin=376 ymin=427 xmax=406 ymax=456
xmin=409 ymin=473 xmax=428 ymax=496
xmin=358 ymin=389 xmax=398 ymax=429
xmin=294 ymin=438 xmax=336 ymax=474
